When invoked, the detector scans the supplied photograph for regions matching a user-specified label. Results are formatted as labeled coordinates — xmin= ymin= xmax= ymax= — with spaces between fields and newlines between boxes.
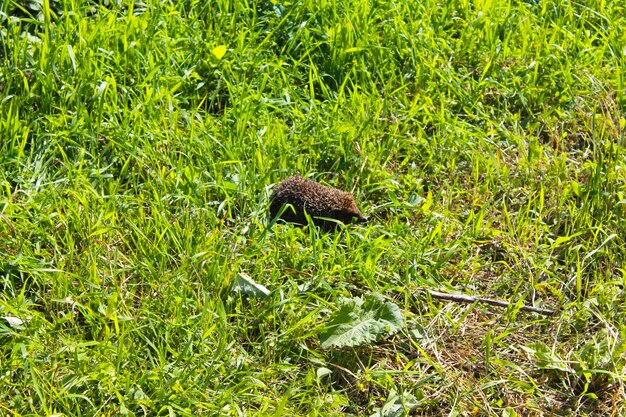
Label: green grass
xmin=1 ymin=0 xmax=625 ymax=415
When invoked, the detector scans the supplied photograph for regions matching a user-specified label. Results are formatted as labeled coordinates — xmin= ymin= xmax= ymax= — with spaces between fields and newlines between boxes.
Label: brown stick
xmin=427 ymin=290 xmax=556 ymax=316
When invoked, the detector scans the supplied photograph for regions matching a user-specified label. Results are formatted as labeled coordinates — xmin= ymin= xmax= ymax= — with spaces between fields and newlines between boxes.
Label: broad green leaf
xmin=232 ymin=273 xmax=270 ymax=298
xmin=316 ymin=367 xmax=332 ymax=380
xmin=319 ymin=293 xmax=404 ymax=349
xmin=370 ymin=389 xmax=418 ymax=417
xmin=3 ymin=316 xmax=25 ymax=327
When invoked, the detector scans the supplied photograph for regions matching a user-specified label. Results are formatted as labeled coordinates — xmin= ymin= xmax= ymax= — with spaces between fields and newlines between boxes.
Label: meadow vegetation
xmin=1 ymin=0 xmax=625 ymax=415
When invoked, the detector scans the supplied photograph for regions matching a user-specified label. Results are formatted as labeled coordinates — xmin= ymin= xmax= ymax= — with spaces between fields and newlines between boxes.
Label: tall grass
xmin=1 ymin=0 xmax=625 ymax=415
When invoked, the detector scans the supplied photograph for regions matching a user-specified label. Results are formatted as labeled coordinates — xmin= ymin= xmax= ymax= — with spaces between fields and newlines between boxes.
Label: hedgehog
xmin=269 ymin=176 xmax=367 ymax=228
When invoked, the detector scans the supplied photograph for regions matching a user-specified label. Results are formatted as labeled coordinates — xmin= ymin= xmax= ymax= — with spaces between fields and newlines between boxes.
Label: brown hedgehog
xmin=269 ymin=176 xmax=367 ymax=228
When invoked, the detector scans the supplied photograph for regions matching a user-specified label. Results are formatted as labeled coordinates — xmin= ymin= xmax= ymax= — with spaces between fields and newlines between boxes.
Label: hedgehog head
xmin=336 ymin=192 xmax=368 ymax=224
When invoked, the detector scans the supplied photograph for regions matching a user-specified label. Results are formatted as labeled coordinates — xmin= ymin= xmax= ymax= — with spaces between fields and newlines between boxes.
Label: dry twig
xmin=427 ymin=290 xmax=556 ymax=316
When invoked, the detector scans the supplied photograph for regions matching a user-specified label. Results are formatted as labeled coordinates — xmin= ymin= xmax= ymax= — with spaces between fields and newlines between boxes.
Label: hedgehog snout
xmin=351 ymin=211 xmax=367 ymax=223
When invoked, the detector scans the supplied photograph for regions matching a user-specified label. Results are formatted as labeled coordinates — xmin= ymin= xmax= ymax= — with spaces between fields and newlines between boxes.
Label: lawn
xmin=1 ymin=0 xmax=625 ymax=415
